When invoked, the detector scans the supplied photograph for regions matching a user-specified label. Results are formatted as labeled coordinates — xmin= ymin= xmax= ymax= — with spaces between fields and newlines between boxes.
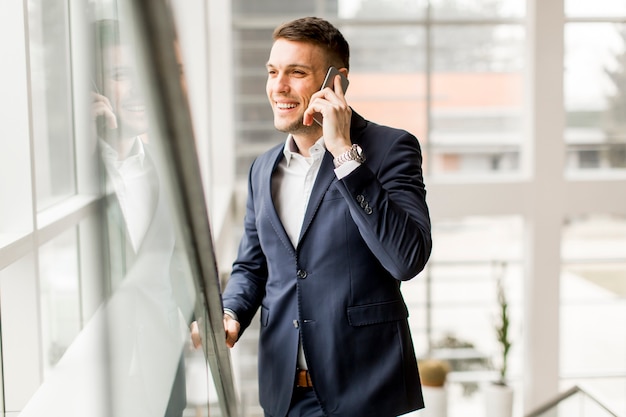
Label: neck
xmin=291 ymin=133 xmax=321 ymax=158
xmin=106 ymin=135 xmax=138 ymax=160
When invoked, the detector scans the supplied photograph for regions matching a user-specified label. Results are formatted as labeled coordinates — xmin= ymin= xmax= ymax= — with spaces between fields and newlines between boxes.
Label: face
xmin=102 ymin=44 xmax=148 ymax=138
xmin=266 ymin=39 xmax=328 ymax=139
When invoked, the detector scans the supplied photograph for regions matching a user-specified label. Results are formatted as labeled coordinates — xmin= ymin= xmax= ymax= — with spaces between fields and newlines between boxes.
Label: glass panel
xmin=561 ymin=214 xmax=626 ymax=415
xmin=0 ymin=1 xmax=33 ymax=247
xmin=347 ymin=25 xmax=427 ymax=159
xmin=408 ymin=216 xmax=523 ymax=416
xmin=93 ymin=16 xmax=201 ymax=416
xmin=532 ymin=387 xmax=620 ymax=417
xmin=338 ymin=0 xmax=427 ymax=20
xmin=28 ymin=0 xmax=76 ymax=210
xmin=232 ymin=0 xmax=336 ymax=18
xmin=233 ymin=28 xmax=279 ymax=178
xmin=431 ymin=25 xmax=524 ymax=175
xmin=0 ymin=254 xmax=41 ymax=411
xmin=565 ymin=0 xmax=626 ymax=18
xmin=565 ymin=23 xmax=626 ymax=173
xmin=431 ymin=0 xmax=525 ymax=19
xmin=38 ymin=228 xmax=81 ymax=376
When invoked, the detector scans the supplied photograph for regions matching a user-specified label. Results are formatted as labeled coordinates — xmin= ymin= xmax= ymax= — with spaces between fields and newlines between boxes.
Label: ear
xmin=339 ymin=67 xmax=349 ymax=78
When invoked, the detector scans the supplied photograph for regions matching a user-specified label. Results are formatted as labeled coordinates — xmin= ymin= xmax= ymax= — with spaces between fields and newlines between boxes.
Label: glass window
xmin=430 ymin=25 xmax=525 ymax=175
xmin=565 ymin=23 xmax=626 ymax=174
xmin=565 ymin=0 xmax=626 ymax=18
xmin=561 ymin=214 xmax=626 ymax=416
xmin=38 ymin=228 xmax=81 ymax=376
xmin=0 ymin=254 xmax=41 ymax=411
xmin=232 ymin=0 xmax=336 ymax=18
xmin=0 ymin=1 xmax=33 ymax=247
xmin=339 ymin=0 xmax=427 ymax=20
xmin=431 ymin=0 xmax=525 ymax=19
xmin=346 ymin=25 xmax=427 ymax=149
xmin=406 ymin=216 xmax=524 ymax=415
xmin=28 ymin=0 xmax=76 ymax=210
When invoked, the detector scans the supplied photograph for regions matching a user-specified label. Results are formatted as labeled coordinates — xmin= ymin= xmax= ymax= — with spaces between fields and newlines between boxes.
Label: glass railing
xmin=16 ymin=0 xmax=238 ymax=416
xmin=525 ymin=386 xmax=620 ymax=417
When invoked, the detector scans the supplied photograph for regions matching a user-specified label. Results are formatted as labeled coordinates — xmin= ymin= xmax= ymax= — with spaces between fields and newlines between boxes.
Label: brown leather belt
xmin=296 ymin=369 xmax=313 ymax=388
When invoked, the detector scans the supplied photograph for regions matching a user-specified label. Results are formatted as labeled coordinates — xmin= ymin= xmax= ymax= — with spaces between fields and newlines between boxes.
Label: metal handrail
xmin=123 ymin=1 xmax=239 ymax=416
xmin=525 ymin=385 xmax=620 ymax=417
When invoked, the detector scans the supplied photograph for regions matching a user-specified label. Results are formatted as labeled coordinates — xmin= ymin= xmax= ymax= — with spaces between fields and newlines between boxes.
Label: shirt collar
xmin=282 ymin=135 xmax=326 ymax=165
xmin=99 ymin=136 xmax=146 ymax=168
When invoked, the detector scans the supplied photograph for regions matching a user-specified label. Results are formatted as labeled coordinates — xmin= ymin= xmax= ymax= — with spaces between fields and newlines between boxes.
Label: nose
xmin=268 ymin=72 xmax=289 ymax=94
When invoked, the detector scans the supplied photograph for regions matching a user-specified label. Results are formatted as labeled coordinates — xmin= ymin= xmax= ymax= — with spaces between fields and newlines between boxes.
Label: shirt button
xmin=297 ymin=269 xmax=308 ymax=279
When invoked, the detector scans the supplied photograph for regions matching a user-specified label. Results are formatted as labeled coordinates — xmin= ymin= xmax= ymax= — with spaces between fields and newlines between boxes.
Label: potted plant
xmin=485 ymin=278 xmax=514 ymax=417
xmin=418 ymin=358 xmax=450 ymax=417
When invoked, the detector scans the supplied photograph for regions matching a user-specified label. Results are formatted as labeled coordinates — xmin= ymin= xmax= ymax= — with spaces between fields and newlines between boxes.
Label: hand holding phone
xmin=312 ymin=66 xmax=349 ymax=126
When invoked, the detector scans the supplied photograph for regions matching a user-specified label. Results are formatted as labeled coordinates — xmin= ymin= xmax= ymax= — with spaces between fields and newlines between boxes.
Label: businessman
xmin=222 ymin=17 xmax=432 ymax=417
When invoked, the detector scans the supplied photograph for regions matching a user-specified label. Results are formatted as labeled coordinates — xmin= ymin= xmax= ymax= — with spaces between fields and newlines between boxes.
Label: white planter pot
xmin=421 ymin=386 xmax=447 ymax=417
xmin=484 ymin=384 xmax=513 ymax=417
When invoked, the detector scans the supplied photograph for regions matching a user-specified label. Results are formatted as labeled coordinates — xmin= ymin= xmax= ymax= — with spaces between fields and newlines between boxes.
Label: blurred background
xmin=0 ymin=0 xmax=625 ymax=416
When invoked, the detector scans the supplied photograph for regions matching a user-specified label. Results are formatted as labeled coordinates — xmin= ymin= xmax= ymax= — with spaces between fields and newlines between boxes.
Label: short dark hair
xmin=273 ymin=17 xmax=350 ymax=71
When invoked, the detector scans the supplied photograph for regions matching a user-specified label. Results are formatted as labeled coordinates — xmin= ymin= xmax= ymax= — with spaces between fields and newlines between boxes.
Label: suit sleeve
xmin=336 ymin=130 xmax=432 ymax=281
xmin=221 ymin=160 xmax=267 ymax=332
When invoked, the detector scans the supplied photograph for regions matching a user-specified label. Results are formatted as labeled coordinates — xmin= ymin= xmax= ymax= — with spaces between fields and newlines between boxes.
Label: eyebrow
xmin=265 ymin=63 xmax=315 ymax=71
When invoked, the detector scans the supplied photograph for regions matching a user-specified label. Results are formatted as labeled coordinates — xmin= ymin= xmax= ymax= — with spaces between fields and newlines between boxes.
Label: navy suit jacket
xmin=222 ymin=111 xmax=432 ymax=417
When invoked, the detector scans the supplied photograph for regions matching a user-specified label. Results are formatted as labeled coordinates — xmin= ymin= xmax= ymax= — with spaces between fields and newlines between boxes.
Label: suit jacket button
xmin=297 ymin=269 xmax=308 ymax=279
xmin=356 ymin=194 xmax=365 ymax=204
xmin=364 ymin=206 xmax=373 ymax=215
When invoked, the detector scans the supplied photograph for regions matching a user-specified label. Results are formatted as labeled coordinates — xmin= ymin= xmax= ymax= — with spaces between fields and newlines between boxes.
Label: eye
xmin=110 ymin=69 xmax=131 ymax=81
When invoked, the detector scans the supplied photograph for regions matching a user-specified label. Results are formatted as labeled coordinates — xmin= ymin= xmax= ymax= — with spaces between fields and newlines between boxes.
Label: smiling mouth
xmin=275 ymin=102 xmax=298 ymax=110
xmin=123 ymin=104 xmax=146 ymax=112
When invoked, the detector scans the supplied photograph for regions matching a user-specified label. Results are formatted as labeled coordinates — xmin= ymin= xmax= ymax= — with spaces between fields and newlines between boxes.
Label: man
xmin=222 ymin=17 xmax=432 ymax=417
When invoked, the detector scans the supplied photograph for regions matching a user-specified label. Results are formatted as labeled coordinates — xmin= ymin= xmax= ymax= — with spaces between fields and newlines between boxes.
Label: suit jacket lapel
xmin=296 ymin=111 xmax=367 ymax=247
xmin=297 ymin=151 xmax=336 ymax=246
xmin=261 ymin=145 xmax=297 ymax=256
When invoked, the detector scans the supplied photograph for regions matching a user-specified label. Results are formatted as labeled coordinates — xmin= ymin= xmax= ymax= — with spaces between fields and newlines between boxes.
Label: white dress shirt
xmin=272 ymin=135 xmax=361 ymax=370
xmin=100 ymin=137 xmax=155 ymax=252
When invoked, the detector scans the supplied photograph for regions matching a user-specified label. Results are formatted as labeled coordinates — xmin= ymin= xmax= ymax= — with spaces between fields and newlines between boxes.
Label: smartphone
xmin=313 ymin=66 xmax=349 ymax=126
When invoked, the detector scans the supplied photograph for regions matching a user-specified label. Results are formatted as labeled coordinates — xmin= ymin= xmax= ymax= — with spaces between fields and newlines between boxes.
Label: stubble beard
xmin=275 ymin=115 xmax=319 ymax=137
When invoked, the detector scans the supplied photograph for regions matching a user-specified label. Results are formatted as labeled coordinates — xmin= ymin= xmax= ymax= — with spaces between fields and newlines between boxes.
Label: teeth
xmin=276 ymin=102 xmax=297 ymax=109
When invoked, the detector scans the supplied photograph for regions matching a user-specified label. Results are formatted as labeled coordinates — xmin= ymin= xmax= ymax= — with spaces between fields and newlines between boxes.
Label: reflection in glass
xmin=430 ymin=25 xmax=524 ymax=175
xmin=94 ymin=18 xmax=199 ymax=417
xmin=565 ymin=23 xmax=626 ymax=172
xmin=561 ymin=214 xmax=626 ymax=415
xmin=38 ymin=228 xmax=81 ymax=376
xmin=28 ymin=0 xmax=76 ymax=210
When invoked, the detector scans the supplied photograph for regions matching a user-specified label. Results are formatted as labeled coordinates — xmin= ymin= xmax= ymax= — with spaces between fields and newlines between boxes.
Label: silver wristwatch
xmin=334 ymin=144 xmax=365 ymax=168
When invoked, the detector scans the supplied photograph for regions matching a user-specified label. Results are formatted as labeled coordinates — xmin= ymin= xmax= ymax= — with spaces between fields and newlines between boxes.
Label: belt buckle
xmin=296 ymin=369 xmax=313 ymax=388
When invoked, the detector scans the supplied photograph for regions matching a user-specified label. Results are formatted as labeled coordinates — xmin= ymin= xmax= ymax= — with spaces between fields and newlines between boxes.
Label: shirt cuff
xmin=223 ymin=308 xmax=238 ymax=321
xmin=334 ymin=160 xmax=361 ymax=179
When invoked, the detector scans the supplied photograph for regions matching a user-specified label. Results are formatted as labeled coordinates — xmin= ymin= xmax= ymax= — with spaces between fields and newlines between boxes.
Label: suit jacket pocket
xmin=347 ymin=299 xmax=408 ymax=327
